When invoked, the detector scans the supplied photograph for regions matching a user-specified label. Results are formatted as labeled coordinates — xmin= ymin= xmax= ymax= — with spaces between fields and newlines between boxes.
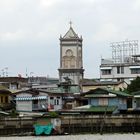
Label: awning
xmin=100 ymin=67 xmax=112 ymax=70
xmin=15 ymin=96 xmax=47 ymax=101
xmin=129 ymin=66 xmax=140 ymax=69
xmin=134 ymin=95 xmax=140 ymax=98
xmin=63 ymin=96 xmax=74 ymax=99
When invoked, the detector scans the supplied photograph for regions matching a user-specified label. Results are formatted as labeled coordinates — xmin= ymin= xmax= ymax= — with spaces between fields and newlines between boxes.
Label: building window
xmin=57 ymin=99 xmax=59 ymax=105
xmin=57 ymin=97 xmax=60 ymax=105
xmin=99 ymin=98 xmax=108 ymax=106
xmin=5 ymin=96 xmax=8 ymax=103
xmin=117 ymin=66 xmax=124 ymax=74
xmin=1 ymin=96 xmax=3 ymax=103
xmin=50 ymin=97 xmax=54 ymax=105
xmin=119 ymin=98 xmax=126 ymax=104
xmin=102 ymin=70 xmax=111 ymax=75
xmin=53 ymin=97 xmax=60 ymax=105
xmin=117 ymin=66 xmax=120 ymax=74
xmin=131 ymin=68 xmax=140 ymax=74
xmin=121 ymin=66 xmax=124 ymax=73
xmin=136 ymin=99 xmax=140 ymax=108
xmin=54 ymin=99 xmax=57 ymax=105
xmin=33 ymin=100 xmax=38 ymax=105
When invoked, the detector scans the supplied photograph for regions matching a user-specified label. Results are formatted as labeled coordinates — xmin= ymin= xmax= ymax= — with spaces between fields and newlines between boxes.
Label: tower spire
xmin=69 ymin=21 xmax=72 ymax=28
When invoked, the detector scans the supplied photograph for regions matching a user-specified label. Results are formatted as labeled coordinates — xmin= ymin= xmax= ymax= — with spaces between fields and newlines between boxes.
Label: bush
xmin=48 ymin=111 xmax=59 ymax=118
xmin=9 ymin=109 xmax=19 ymax=117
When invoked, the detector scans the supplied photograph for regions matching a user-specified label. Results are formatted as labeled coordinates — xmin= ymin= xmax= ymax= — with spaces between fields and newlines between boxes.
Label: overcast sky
xmin=0 ymin=0 xmax=140 ymax=78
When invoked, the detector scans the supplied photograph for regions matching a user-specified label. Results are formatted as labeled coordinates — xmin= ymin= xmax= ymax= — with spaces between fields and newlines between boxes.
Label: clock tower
xmin=58 ymin=24 xmax=84 ymax=85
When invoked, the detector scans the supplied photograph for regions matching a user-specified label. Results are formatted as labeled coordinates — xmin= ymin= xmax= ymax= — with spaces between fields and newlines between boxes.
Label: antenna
xmin=26 ymin=68 xmax=28 ymax=77
xmin=1 ymin=69 xmax=4 ymax=77
xmin=69 ymin=21 xmax=72 ymax=27
xmin=5 ymin=67 xmax=8 ymax=77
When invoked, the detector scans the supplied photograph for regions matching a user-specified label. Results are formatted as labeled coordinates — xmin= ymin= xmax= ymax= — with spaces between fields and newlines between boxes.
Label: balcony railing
xmin=32 ymin=104 xmax=47 ymax=111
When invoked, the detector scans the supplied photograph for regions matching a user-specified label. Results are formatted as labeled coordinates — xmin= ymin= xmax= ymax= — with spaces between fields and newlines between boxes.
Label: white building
xmin=100 ymin=40 xmax=140 ymax=84
xmin=15 ymin=89 xmax=63 ymax=112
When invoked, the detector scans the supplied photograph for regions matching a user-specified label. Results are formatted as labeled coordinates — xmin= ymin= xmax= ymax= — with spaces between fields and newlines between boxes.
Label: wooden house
xmin=82 ymin=88 xmax=132 ymax=113
xmin=0 ymin=89 xmax=13 ymax=110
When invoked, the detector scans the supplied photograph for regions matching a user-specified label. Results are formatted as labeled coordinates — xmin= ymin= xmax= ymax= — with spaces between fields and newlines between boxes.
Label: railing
xmin=32 ymin=104 xmax=63 ymax=111
xmin=32 ymin=104 xmax=47 ymax=110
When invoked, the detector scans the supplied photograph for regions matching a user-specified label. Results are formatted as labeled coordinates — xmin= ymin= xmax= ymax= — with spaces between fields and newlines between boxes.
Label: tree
xmin=127 ymin=76 xmax=140 ymax=93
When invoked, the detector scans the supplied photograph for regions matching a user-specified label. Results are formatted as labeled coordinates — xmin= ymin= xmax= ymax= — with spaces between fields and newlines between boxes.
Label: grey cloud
xmin=0 ymin=0 xmax=140 ymax=78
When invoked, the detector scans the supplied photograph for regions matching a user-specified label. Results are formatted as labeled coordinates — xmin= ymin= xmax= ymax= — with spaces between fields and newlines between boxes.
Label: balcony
xmin=32 ymin=104 xmax=47 ymax=111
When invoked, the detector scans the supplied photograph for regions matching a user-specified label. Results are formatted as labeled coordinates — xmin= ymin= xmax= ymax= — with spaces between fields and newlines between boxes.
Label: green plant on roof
xmin=48 ymin=111 xmax=59 ymax=118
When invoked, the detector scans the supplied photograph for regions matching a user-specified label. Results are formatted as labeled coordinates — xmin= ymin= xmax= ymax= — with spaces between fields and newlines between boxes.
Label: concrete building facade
xmin=100 ymin=40 xmax=140 ymax=84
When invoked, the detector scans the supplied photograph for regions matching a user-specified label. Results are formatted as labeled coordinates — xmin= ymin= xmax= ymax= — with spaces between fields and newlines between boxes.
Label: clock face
xmin=66 ymin=49 xmax=73 ymax=56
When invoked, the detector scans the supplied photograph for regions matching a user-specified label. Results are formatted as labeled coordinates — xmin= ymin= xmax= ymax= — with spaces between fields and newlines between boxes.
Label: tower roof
xmin=63 ymin=26 xmax=79 ymax=39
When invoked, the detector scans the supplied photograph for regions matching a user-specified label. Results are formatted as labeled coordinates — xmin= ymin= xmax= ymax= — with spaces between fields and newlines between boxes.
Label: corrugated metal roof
xmin=73 ymin=105 xmax=117 ymax=112
xmin=108 ymin=90 xmax=132 ymax=97
xmin=88 ymin=106 xmax=117 ymax=112
xmin=15 ymin=96 xmax=47 ymax=101
xmin=85 ymin=94 xmax=116 ymax=98
xmin=46 ymin=86 xmax=80 ymax=93
xmin=85 ymin=88 xmax=132 ymax=97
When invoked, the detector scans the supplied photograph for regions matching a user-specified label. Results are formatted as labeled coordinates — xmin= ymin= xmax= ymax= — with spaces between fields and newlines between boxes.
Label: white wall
xmin=16 ymin=93 xmax=32 ymax=112
xmin=16 ymin=100 xmax=32 ymax=112
xmin=100 ymin=65 xmax=140 ymax=83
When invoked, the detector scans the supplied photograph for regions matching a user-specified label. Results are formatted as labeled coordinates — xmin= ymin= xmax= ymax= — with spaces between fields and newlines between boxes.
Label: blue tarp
xmin=34 ymin=124 xmax=53 ymax=135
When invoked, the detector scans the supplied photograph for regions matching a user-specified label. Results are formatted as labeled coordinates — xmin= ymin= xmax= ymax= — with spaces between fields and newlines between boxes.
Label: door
xmin=127 ymin=98 xmax=132 ymax=108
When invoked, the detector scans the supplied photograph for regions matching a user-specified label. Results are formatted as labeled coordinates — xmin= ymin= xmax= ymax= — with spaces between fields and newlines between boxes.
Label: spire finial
xmin=69 ymin=21 xmax=72 ymax=27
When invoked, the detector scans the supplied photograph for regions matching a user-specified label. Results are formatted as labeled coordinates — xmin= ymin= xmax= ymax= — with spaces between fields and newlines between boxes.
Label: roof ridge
xmin=63 ymin=26 xmax=79 ymax=39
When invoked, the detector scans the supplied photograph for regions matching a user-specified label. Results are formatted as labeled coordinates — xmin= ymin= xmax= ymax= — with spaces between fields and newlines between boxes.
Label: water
xmin=0 ymin=134 xmax=140 ymax=140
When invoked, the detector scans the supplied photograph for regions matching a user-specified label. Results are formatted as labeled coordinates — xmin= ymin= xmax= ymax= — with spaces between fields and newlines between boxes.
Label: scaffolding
xmin=111 ymin=40 xmax=139 ymax=63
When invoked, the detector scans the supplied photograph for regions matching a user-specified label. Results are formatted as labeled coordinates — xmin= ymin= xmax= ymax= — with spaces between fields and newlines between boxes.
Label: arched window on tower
xmin=62 ymin=49 xmax=76 ymax=68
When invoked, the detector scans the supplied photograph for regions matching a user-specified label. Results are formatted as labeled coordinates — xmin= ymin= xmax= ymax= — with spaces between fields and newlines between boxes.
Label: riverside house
xmin=0 ymin=88 xmax=14 ymax=110
xmin=14 ymin=89 xmax=63 ymax=112
xmin=14 ymin=89 xmax=67 ymax=112
xmin=81 ymin=79 xmax=128 ymax=92
xmin=82 ymin=88 xmax=132 ymax=114
xmin=15 ymin=89 xmax=48 ymax=112
xmin=14 ymin=83 xmax=81 ymax=112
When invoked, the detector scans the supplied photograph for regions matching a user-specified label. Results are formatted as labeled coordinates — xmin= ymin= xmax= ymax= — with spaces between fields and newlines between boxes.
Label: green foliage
xmin=127 ymin=76 xmax=140 ymax=93
xmin=122 ymin=88 xmax=130 ymax=94
xmin=48 ymin=111 xmax=59 ymax=118
xmin=9 ymin=109 xmax=19 ymax=117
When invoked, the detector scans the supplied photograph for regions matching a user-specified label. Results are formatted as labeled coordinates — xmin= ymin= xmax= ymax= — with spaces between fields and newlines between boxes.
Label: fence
xmin=61 ymin=114 xmax=140 ymax=134
xmin=0 ymin=117 xmax=35 ymax=136
xmin=1 ymin=114 xmax=140 ymax=135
